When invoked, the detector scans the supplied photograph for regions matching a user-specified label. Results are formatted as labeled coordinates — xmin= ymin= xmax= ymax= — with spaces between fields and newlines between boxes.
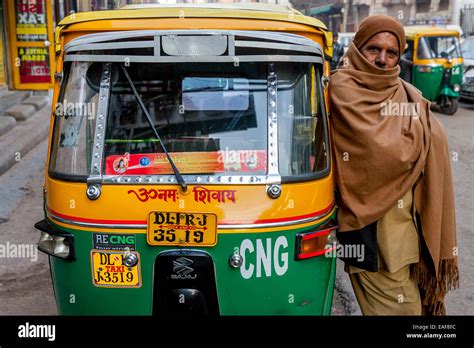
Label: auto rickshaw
xmin=35 ymin=3 xmax=337 ymax=316
xmin=400 ymin=26 xmax=463 ymax=115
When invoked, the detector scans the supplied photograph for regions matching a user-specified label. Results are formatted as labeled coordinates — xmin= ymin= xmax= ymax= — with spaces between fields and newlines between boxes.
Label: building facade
xmin=291 ymin=0 xmax=473 ymax=33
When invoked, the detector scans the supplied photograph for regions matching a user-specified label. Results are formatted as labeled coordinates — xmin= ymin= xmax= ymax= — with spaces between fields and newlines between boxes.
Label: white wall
xmin=452 ymin=0 xmax=474 ymax=25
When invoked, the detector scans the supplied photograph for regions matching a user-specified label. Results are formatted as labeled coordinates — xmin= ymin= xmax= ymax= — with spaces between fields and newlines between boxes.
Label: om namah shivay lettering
xmin=127 ymin=187 xmax=237 ymax=204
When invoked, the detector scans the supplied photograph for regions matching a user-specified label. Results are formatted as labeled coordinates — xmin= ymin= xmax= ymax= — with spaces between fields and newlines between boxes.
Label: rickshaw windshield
xmin=417 ymin=35 xmax=461 ymax=59
xmin=104 ymin=62 xmax=267 ymax=176
xmin=49 ymin=61 xmax=328 ymax=180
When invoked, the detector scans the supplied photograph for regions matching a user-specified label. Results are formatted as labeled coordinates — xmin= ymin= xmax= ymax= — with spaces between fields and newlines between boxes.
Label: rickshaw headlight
xmin=453 ymin=84 xmax=461 ymax=92
xmin=38 ymin=232 xmax=74 ymax=260
xmin=53 ymin=236 xmax=70 ymax=258
xmin=295 ymin=222 xmax=338 ymax=260
xmin=38 ymin=232 xmax=54 ymax=253
xmin=35 ymin=220 xmax=75 ymax=260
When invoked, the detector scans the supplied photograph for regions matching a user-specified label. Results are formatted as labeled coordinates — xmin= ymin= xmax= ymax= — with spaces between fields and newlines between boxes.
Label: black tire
xmin=439 ymin=97 xmax=459 ymax=115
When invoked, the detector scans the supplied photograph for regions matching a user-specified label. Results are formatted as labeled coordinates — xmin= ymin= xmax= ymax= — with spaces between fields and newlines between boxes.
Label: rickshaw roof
xmin=404 ymin=26 xmax=460 ymax=39
xmin=58 ymin=3 xmax=327 ymax=31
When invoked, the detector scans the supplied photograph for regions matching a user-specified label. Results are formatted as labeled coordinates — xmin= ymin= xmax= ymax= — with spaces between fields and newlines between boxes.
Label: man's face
xmin=360 ymin=32 xmax=399 ymax=69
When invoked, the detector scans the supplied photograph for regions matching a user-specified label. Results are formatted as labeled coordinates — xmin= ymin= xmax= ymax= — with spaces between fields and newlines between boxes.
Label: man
xmin=329 ymin=15 xmax=459 ymax=315
xmin=330 ymin=32 xmax=345 ymax=70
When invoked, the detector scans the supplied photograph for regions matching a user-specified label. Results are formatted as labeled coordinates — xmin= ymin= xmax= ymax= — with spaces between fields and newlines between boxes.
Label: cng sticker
xmin=93 ymin=233 xmax=136 ymax=251
xmin=239 ymin=236 xmax=288 ymax=279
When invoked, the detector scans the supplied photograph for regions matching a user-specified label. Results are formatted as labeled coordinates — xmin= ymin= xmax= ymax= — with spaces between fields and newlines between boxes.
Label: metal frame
xmin=63 ymin=30 xmax=324 ymax=65
xmin=87 ymin=62 xmax=111 ymax=189
xmin=266 ymin=63 xmax=280 ymax=185
xmin=65 ymin=54 xmax=322 ymax=64
xmin=64 ymin=30 xmax=322 ymax=52
xmin=62 ymin=30 xmax=327 ymax=186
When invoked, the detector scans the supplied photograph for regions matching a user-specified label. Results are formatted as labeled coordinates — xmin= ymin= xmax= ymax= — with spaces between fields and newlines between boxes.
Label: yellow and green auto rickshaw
xmin=35 ymin=3 xmax=338 ymax=316
xmin=400 ymin=26 xmax=463 ymax=115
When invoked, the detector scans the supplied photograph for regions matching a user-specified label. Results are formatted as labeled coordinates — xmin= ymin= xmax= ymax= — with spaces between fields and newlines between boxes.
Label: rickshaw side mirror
xmin=85 ymin=62 xmax=102 ymax=92
xmin=86 ymin=62 xmax=120 ymax=92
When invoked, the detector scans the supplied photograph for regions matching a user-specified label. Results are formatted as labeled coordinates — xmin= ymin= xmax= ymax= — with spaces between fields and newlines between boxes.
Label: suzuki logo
xmin=172 ymin=257 xmax=194 ymax=276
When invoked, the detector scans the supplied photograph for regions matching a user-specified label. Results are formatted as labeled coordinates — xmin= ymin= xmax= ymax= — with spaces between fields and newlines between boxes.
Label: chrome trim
xmin=154 ymin=35 xmax=161 ymax=57
xmin=67 ymin=41 xmax=155 ymax=52
xmin=234 ymin=40 xmax=320 ymax=53
xmin=90 ymin=62 xmax=111 ymax=177
xmin=64 ymin=55 xmax=323 ymax=64
xmin=228 ymin=34 xmax=235 ymax=56
xmin=102 ymin=175 xmax=268 ymax=185
xmin=64 ymin=30 xmax=321 ymax=52
xmin=266 ymin=63 xmax=280 ymax=179
xmin=46 ymin=203 xmax=335 ymax=230
xmin=63 ymin=30 xmax=323 ymax=64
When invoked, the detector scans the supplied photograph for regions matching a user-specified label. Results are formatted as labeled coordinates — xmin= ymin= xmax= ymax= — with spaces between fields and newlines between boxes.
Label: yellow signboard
xmin=6 ymin=0 xmax=55 ymax=89
xmin=0 ymin=10 xmax=5 ymax=86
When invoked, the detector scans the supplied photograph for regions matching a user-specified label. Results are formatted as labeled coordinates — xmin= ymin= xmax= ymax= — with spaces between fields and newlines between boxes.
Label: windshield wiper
xmin=119 ymin=64 xmax=187 ymax=192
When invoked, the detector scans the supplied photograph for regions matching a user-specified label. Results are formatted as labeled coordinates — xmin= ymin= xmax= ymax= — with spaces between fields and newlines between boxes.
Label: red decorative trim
xmin=47 ymin=200 xmax=335 ymax=227
xmin=48 ymin=208 xmax=146 ymax=225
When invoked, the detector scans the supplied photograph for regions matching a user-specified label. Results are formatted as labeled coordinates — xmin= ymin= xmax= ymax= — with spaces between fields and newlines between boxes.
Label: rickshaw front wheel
xmin=438 ymin=96 xmax=459 ymax=115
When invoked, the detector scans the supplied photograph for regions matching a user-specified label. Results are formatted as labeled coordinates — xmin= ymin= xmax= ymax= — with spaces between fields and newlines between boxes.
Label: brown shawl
xmin=329 ymin=43 xmax=459 ymax=315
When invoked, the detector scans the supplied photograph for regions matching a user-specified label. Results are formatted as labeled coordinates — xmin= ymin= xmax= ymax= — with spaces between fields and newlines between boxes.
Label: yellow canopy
xmin=404 ymin=25 xmax=460 ymax=39
xmin=56 ymin=3 xmax=332 ymax=56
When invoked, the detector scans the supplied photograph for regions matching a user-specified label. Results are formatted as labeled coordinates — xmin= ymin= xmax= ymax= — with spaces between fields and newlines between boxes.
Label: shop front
xmin=4 ymin=0 xmax=55 ymax=90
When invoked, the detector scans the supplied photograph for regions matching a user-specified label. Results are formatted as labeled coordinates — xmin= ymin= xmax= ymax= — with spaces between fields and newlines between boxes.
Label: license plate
xmin=147 ymin=211 xmax=218 ymax=246
xmin=91 ymin=250 xmax=141 ymax=288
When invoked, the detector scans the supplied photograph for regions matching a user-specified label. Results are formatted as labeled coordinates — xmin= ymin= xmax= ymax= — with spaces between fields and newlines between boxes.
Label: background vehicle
xmin=460 ymin=36 xmax=474 ymax=102
xmin=35 ymin=3 xmax=337 ymax=316
xmin=338 ymin=32 xmax=355 ymax=54
xmin=400 ymin=26 xmax=464 ymax=115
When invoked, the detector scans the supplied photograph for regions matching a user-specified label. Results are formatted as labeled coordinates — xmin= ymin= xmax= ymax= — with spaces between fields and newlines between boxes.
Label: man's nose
xmin=377 ymin=51 xmax=387 ymax=66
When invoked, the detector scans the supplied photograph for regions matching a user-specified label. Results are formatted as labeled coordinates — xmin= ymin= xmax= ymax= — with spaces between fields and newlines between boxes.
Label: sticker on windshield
xmin=105 ymin=150 xmax=266 ymax=175
xmin=113 ymin=156 xmax=129 ymax=174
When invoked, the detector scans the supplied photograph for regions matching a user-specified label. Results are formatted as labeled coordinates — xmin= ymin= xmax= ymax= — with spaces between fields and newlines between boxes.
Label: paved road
xmin=436 ymin=101 xmax=474 ymax=315
xmin=0 ymin=138 xmax=56 ymax=315
xmin=0 ymin=103 xmax=472 ymax=315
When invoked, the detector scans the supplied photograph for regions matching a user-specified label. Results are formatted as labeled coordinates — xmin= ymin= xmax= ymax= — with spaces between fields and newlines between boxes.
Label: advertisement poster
xmin=15 ymin=0 xmax=47 ymax=41
xmin=18 ymin=46 xmax=51 ymax=83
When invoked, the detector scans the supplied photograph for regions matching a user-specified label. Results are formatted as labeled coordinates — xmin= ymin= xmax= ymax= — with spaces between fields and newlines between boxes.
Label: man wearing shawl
xmin=329 ymin=15 xmax=459 ymax=315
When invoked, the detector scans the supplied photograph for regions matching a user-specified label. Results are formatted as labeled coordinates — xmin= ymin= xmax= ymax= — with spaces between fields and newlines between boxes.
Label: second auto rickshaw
xmin=400 ymin=26 xmax=464 ymax=115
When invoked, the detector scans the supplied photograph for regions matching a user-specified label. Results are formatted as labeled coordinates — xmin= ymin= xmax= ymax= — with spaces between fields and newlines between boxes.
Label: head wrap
xmin=353 ymin=15 xmax=406 ymax=56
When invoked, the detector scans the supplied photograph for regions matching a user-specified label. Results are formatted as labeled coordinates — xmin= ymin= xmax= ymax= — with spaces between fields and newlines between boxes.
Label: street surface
xmin=0 ymin=102 xmax=472 ymax=315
